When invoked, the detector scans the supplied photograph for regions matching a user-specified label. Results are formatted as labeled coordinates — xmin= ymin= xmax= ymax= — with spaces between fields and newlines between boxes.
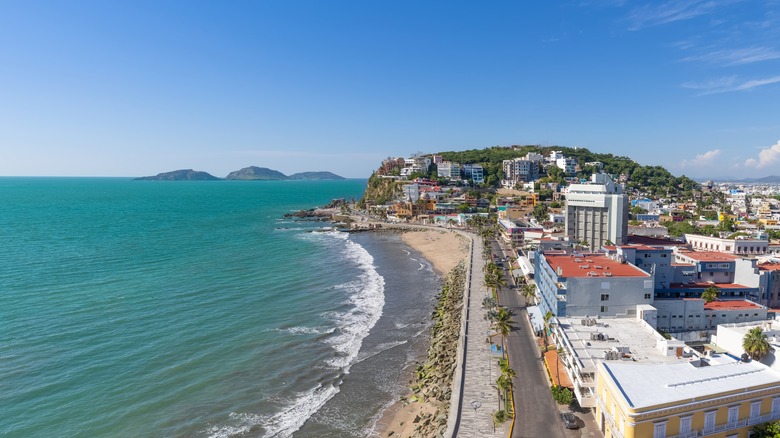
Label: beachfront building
xmin=565 ymin=173 xmax=629 ymax=250
xmin=534 ymin=251 xmax=653 ymax=317
xmin=684 ymin=233 xmax=769 ymax=255
xmin=498 ymin=219 xmax=541 ymax=247
xmin=596 ymin=352 xmax=780 ymax=438
xmin=552 ymin=313 xmax=686 ymax=409
xmin=462 ymin=164 xmax=484 ymax=184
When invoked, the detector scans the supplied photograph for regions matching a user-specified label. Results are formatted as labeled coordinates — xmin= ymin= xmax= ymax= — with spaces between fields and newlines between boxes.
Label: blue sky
xmin=1 ymin=0 xmax=779 ymax=179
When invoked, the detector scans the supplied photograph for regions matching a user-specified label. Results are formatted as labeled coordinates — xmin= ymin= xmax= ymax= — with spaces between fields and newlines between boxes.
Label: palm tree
xmin=702 ymin=285 xmax=719 ymax=304
xmin=493 ymin=307 xmax=515 ymax=358
xmin=556 ymin=346 xmax=567 ymax=386
xmin=542 ymin=310 xmax=554 ymax=349
xmin=521 ymin=283 xmax=537 ymax=305
xmin=744 ymin=326 xmax=772 ymax=360
xmin=496 ymin=374 xmax=512 ymax=411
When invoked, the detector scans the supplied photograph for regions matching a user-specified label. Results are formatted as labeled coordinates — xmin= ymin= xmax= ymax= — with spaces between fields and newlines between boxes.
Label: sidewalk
xmin=454 ymin=236 xmax=511 ymax=437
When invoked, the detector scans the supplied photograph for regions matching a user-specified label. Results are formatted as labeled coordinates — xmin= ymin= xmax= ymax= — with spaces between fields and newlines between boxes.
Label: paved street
xmin=491 ymin=241 xmax=602 ymax=438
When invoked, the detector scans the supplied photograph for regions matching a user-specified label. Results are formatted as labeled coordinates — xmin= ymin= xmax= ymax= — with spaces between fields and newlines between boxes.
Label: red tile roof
xmin=669 ymin=282 xmax=750 ymax=289
xmin=759 ymin=263 xmax=780 ymax=271
xmin=543 ymin=253 xmax=650 ymax=278
xmin=704 ymin=300 xmax=763 ymax=310
xmin=676 ymin=251 xmax=738 ymax=262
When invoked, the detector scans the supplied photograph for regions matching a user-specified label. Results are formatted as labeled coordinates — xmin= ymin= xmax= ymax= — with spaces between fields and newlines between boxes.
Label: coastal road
xmin=491 ymin=241 xmax=571 ymax=438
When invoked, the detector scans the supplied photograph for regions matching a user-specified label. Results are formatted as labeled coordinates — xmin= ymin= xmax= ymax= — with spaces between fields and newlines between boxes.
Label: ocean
xmin=0 ymin=178 xmax=441 ymax=438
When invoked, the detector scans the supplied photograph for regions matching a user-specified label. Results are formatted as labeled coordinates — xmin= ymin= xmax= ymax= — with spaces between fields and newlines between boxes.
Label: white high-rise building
xmin=565 ymin=173 xmax=628 ymax=249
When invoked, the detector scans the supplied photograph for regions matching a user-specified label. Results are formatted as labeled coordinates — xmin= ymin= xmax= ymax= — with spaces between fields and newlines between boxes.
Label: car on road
xmin=561 ymin=412 xmax=578 ymax=429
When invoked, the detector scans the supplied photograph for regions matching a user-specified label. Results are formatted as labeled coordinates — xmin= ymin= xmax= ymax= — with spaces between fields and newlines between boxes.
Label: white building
xmin=462 ymin=164 xmax=484 ymax=184
xmin=565 ymin=173 xmax=629 ymax=249
xmin=684 ymin=233 xmax=770 ymax=255
xmin=556 ymin=157 xmax=577 ymax=175
xmin=436 ymin=161 xmax=461 ymax=181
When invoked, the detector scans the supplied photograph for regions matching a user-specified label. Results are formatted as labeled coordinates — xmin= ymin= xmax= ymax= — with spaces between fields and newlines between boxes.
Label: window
xmin=662 ymin=253 xmax=668 ymax=258
xmin=601 ymin=294 xmax=610 ymax=301
xmin=728 ymin=405 xmax=739 ymax=424
xmin=679 ymin=416 xmax=692 ymax=434
xmin=772 ymin=397 xmax=780 ymax=415
xmin=601 ymin=306 xmax=608 ymax=313
xmin=644 ymin=293 xmax=651 ymax=300
xmin=751 ymin=400 xmax=762 ymax=419
xmin=710 ymin=272 xmax=714 ymax=277
xmin=653 ymin=421 xmax=667 ymax=438
xmin=704 ymin=411 xmax=716 ymax=432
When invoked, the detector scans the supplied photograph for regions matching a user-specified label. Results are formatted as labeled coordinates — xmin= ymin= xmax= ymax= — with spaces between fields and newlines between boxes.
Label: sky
xmin=1 ymin=0 xmax=779 ymax=179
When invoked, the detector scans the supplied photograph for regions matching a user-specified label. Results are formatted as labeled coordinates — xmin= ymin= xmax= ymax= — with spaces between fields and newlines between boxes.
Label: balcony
xmin=667 ymin=411 xmax=780 ymax=438
xmin=596 ymin=398 xmax=625 ymax=438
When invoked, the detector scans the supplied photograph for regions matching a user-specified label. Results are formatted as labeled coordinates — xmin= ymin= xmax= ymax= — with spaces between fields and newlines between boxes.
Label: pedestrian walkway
xmin=452 ymin=236 xmax=510 ymax=437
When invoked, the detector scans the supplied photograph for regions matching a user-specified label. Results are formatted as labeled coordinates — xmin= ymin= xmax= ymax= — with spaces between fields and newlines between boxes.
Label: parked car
xmin=561 ymin=413 xmax=578 ymax=429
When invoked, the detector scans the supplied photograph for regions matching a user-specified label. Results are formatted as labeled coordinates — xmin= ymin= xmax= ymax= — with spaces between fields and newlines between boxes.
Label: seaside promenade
xmin=448 ymin=234 xmax=510 ymax=438
xmin=355 ymin=220 xmax=510 ymax=437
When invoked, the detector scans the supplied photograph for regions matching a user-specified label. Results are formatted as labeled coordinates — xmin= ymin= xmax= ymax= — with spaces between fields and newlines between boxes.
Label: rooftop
xmin=759 ymin=262 xmax=780 ymax=271
xmin=557 ymin=317 xmax=682 ymax=373
xmin=544 ymin=253 xmax=650 ymax=278
xmin=626 ymin=235 xmax=687 ymax=246
xmin=669 ymin=282 xmax=750 ymax=290
xmin=676 ymin=251 xmax=738 ymax=262
xmin=703 ymin=300 xmax=764 ymax=310
xmin=601 ymin=359 xmax=780 ymax=409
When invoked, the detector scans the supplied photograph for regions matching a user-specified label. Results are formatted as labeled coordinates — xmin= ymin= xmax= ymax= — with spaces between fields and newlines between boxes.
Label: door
xmin=704 ymin=411 xmax=716 ymax=432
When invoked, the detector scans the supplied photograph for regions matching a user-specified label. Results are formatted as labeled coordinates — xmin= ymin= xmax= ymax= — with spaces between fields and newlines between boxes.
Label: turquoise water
xmin=0 ymin=178 xmax=439 ymax=437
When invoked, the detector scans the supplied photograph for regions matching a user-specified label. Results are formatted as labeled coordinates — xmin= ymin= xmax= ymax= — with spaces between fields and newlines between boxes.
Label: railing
xmin=596 ymin=398 xmax=625 ymax=438
xmin=667 ymin=411 xmax=780 ymax=438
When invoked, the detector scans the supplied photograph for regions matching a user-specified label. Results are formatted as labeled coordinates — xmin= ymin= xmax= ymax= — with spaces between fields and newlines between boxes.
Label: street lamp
xmin=470 ymin=400 xmax=482 ymax=438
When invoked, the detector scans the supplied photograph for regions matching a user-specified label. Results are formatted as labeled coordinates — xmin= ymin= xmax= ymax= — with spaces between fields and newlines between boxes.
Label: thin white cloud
xmin=745 ymin=140 xmax=780 ymax=169
xmin=682 ymin=46 xmax=780 ymax=65
xmin=682 ymin=74 xmax=780 ymax=94
xmin=681 ymin=149 xmax=721 ymax=168
xmin=626 ymin=0 xmax=738 ymax=30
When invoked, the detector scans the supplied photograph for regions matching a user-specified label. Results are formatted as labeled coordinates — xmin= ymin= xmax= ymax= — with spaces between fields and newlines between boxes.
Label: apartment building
xmin=462 ymin=164 xmax=484 ymax=184
xmin=565 ymin=173 xmax=629 ymax=249
xmin=436 ymin=161 xmax=461 ymax=181
xmin=534 ymin=251 xmax=653 ymax=317
xmin=502 ymin=158 xmax=539 ymax=183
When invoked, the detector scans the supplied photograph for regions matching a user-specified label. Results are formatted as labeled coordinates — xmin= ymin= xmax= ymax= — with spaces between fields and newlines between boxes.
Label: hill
xmin=288 ymin=171 xmax=345 ymax=180
xmin=134 ymin=169 xmax=220 ymax=181
xmin=225 ymin=166 xmax=288 ymax=180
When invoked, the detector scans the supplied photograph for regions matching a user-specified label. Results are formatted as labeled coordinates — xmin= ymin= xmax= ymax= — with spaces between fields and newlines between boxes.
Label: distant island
xmin=134 ymin=169 xmax=221 ymax=181
xmin=135 ymin=166 xmax=345 ymax=181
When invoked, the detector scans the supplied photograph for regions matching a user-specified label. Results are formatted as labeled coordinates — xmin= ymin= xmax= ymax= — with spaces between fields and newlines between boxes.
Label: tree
xmin=551 ymin=385 xmax=573 ymax=405
xmin=753 ymin=420 xmax=780 ymax=437
xmin=493 ymin=307 xmax=515 ymax=358
xmin=744 ymin=326 xmax=772 ymax=361
xmin=521 ymin=283 xmax=537 ymax=305
xmin=701 ymin=286 xmax=719 ymax=304
xmin=496 ymin=374 xmax=512 ymax=411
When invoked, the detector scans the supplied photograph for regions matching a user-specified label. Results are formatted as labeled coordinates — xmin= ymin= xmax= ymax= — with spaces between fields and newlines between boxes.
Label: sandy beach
xmin=401 ymin=230 xmax=469 ymax=276
xmin=371 ymin=229 xmax=469 ymax=437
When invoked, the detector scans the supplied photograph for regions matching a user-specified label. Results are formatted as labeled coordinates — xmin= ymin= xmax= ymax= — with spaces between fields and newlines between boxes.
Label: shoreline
xmin=369 ymin=228 xmax=468 ymax=437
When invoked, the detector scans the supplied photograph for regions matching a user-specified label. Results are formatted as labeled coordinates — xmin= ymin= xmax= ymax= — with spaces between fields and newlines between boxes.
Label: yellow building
xmin=596 ymin=359 xmax=780 ymax=438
